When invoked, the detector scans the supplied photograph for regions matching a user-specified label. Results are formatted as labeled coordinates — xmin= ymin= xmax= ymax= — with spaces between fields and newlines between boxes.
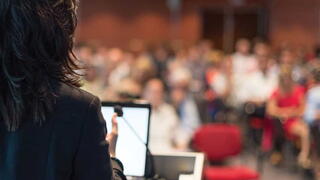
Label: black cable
xmin=120 ymin=116 xmax=146 ymax=146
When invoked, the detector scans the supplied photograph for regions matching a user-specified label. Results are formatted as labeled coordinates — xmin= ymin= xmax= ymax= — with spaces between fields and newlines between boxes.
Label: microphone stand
xmin=114 ymin=105 xmax=161 ymax=180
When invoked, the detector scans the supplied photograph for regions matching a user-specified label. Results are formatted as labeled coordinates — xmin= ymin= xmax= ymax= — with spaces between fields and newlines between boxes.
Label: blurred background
xmin=74 ymin=0 xmax=320 ymax=179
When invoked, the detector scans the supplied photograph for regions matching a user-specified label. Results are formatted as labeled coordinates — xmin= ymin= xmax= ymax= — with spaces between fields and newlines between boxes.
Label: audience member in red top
xmin=267 ymin=67 xmax=311 ymax=168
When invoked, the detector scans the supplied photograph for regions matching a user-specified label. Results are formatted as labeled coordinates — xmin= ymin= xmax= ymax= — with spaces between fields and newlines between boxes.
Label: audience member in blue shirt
xmin=304 ymin=69 xmax=320 ymax=130
xmin=304 ymin=67 xmax=320 ymax=179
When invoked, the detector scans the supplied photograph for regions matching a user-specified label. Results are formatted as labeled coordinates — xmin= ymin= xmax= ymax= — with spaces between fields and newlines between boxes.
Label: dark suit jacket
xmin=0 ymin=83 xmax=126 ymax=180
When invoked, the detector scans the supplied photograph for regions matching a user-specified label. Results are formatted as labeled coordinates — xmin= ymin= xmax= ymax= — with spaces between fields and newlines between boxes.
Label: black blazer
xmin=0 ymin=83 xmax=126 ymax=180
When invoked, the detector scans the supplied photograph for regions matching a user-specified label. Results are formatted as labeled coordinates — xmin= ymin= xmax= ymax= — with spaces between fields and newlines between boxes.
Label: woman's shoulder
xmin=55 ymin=82 xmax=100 ymax=109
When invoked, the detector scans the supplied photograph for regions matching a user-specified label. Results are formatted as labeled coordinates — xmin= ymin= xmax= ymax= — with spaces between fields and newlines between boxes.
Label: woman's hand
xmin=106 ymin=113 xmax=118 ymax=158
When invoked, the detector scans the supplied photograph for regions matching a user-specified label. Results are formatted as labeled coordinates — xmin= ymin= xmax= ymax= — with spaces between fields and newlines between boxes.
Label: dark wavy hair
xmin=0 ymin=0 xmax=81 ymax=131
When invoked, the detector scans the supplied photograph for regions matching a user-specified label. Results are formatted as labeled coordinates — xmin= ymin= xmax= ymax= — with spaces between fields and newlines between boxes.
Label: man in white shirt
xmin=241 ymin=55 xmax=278 ymax=103
xmin=231 ymin=39 xmax=259 ymax=106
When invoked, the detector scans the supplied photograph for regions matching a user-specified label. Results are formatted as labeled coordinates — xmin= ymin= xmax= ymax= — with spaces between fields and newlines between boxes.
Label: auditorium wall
xmin=269 ymin=0 xmax=320 ymax=51
xmin=76 ymin=0 xmax=201 ymax=48
xmin=76 ymin=0 xmax=320 ymax=51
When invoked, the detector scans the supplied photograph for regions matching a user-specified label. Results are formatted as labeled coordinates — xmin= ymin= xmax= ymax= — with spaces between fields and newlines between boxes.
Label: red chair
xmin=193 ymin=123 xmax=259 ymax=180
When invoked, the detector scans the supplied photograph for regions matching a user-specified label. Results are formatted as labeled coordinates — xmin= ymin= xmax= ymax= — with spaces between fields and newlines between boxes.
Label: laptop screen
xmin=101 ymin=102 xmax=151 ymax=177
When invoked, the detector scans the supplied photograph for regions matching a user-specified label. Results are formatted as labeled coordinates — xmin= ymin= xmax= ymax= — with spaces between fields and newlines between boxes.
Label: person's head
xmin=235 ymin=38 xmax=251 ymax=55
xmin=206 ymin=51 xmax=224 ymax=68
xmin=0 ymin=0 xmax=80 ymax=131
xmin=279 ymin=66 xmax=294 ymax=93
xmin=168 ymin=67 xmax=192 ymax=90
xmin=253 ymin=42 xmax=270 ymax=71
xmin=168 ymin=67 xmax=191 ymax=106
xmin=154 ymin=46 xmax=169 ymax=62
xmin=114 ymin=78 xmax=142 ymax=102
xmin=108 ymin=48 xmax=124 ymax=63
xmin=279 ymin=49 xmax=296 ymax=64
xmin=143 ymin=79 xmax=165 ymax=108
xmin=254 ymin=42 xmax=270 ymax=57
xmin=131 ymin=56 xmax=156 ymax=84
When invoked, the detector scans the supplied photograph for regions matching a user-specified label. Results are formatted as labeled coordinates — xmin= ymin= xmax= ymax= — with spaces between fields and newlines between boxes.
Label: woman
xmin=0 ymin=0 xmax=126 ymax=180
xmin=267 ymin=67 xmax=310 ymax=167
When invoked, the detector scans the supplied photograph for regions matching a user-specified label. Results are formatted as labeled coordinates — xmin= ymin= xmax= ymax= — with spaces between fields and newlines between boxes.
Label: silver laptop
xmin=153 ymin=152 xmax=205 ymax=180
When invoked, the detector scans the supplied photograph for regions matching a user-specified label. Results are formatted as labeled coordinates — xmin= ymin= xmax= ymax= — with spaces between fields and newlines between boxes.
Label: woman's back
xmin=0 ymin=83 xmax=117 ymax=180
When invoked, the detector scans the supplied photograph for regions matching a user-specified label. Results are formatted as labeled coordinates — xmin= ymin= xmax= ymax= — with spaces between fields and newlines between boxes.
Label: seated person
xmin=143 ymin=79 xmax=187 ymax=152
xmin=304 ymin=67 xmax=320 ymax=178
xmin=267 ymin=67 xmax=311 ymax=168
xmin=205 ymin=55 xmax=232 ymax=122
xmin=240 ymin=53 xmax=278 ymax=150
xmin=169 ymin=71 xmax=201 ymax=149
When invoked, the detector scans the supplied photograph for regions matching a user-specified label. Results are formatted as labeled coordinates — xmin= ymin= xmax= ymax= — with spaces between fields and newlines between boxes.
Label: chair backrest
xmin=193 ymin=123 xmax=242 ymax=162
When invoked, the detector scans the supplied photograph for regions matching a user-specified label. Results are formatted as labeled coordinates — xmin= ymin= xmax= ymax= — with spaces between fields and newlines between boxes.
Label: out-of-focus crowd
xmin=75 ymin=38 xmax=320 ymax=177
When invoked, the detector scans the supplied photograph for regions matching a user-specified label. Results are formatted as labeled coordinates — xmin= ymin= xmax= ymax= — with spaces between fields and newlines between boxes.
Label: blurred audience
xmin=75 ymin=38 xmax=320 ymax=177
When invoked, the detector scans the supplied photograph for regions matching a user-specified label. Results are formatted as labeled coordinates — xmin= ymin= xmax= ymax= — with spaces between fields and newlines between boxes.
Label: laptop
xmin=153 ymin=152 xmax=205 ymax=180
